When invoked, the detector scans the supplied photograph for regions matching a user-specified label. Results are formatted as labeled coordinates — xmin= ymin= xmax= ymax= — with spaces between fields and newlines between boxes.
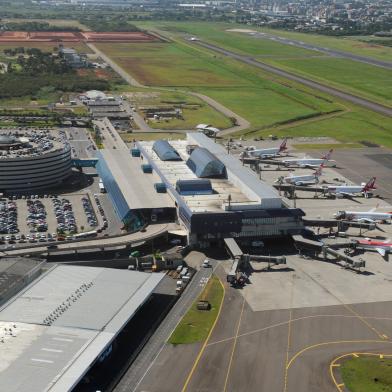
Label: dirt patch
xmin=0 ymin=31 xmax=159 ymax=43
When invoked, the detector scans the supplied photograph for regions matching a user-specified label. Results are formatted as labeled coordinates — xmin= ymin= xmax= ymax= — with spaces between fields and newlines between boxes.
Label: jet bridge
xmin=224 ymin=238 xmax=287 ymax=285
xmin=292 ymin=234 xmax=365 ymax=272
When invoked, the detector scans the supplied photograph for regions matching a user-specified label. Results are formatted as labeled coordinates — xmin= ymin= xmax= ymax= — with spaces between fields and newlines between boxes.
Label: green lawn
xmin=98 ymin=41 xmax=339 ymax=131
xmin=169 ymin=275 xmax=224 ymax=345
xmin=133 ymin=22 xmax=392 ymax=107
xmin=341 ymin=356 xmax=392 ymax=392
xmin=99 ymin=23 xmax=392 ymax=148
xmin=263 ymin=57 xmax=392 ymax=107
xmin=244 ymin=107 xmax=392 ymax=148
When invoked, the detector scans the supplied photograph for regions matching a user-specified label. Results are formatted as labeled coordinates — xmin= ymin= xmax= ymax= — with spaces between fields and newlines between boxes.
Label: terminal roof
xmin=0 ymin=265 xmax=164 ymax=392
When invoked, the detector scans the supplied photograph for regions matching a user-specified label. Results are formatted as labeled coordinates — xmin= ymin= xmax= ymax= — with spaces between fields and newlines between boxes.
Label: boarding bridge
xmin=292 ymin=235 xmax=365 ymax=272
xmin=224 ymin=238 xmax=287 ymax=285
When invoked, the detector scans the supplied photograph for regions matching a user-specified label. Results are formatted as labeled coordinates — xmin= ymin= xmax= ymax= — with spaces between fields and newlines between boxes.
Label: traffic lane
xmin=193 ymin=40 xmax=392 ymax=117
xmin=118 ymin=254 xmax=215 ymax=392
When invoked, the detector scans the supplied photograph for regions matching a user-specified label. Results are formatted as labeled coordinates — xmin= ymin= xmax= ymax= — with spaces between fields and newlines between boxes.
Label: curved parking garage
xmin=0 ymin=130 xmax=72 ymax=192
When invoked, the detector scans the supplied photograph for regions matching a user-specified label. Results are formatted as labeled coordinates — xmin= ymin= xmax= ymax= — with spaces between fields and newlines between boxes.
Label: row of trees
xmin=0 ymin=73 xmax=110 ymax=99
xmin=0 ymin=21 xmax=80 ymax=31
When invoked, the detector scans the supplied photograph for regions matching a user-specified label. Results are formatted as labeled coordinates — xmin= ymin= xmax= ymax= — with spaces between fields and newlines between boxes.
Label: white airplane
xmin=282 ymin=149 xmax=336 ymax=168
xmin=247 ymin=138 xmax=288 ymax=159
xmin=283 ymin=164 xmax=323 ymax=186
xmin=324 ymin=177 xmax=376 ymax=198
xmin=355 ymin=238 xmax=392 ymax=257
xmin=334 ymin=207 xmax=392 ymax=223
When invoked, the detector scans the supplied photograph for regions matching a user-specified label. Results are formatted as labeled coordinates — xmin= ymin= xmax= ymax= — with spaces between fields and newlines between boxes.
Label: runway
xmin=247 ymin=31 xmax=392 ymax=70
xmin=192 ymin=40 xmax=392 ymax=118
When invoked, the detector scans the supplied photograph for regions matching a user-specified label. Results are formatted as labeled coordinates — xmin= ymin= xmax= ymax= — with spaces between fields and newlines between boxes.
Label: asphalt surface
xmin=193 ymin=40 xmax=392 ymax=118
xmin=114 ymin=252 xmax=215 ymax=392
xmin=249 ymin=31 xmax=392 ymax=70
xmin=136 ymin=266 xmax=392 ymax=392
xmin=312 ymin=147 xmax=392 ymax=202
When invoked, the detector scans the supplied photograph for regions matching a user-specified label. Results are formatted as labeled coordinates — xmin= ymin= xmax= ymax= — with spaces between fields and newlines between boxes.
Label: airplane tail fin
xmin=279 ymin=138 xmax=288 ymax=152
xmin=322 ymin=149 xmax=333 ymax=160
xmin=315 ymin=163 xmax=324 ymax=177
xmin=362 ymin=177 xmax=377 ymax=192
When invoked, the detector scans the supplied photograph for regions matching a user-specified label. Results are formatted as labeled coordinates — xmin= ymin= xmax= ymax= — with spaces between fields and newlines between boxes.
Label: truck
xmin=99 ymin=181 xmax=106 ymax=193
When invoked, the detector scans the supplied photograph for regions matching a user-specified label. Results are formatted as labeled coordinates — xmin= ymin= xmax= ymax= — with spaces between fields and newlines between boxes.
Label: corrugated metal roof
xmin=0 ymin=265 xmax=165 ymax=392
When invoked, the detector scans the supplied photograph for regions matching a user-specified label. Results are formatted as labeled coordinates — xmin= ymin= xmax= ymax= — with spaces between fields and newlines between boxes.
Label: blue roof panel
xmin=186 ymin=147 xmax=226 ymax=178
xmin=152 ymin=140 xmax=181 ymax=161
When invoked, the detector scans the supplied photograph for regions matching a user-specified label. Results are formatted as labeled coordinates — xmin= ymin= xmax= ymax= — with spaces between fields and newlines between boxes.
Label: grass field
xmin=134 ymin=21 xmax=392 ymax=62
xmin=238 ymin=106 xmax=392 ymax=147
xmin=258 ymin=28 xmax=392 ymax=62
xmin=263 ymin=57 xmax=392 ymax=106
xmin=341 ymin=356 xmax=392 ymax=392
xmin=169 ymin=275 xmax=224 ymax=345
xmin=98 ymin=41 xmax=340 ymax=130
xmin=98 ymin=22 xmax=392 ymax=147
xmin=95 ymin=42 xmax=249 ymax=87
xmin=133 ymin=21 xmax=392 ymax=107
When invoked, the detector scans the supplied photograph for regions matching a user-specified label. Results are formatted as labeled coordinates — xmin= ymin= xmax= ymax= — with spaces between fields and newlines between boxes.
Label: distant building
xmin=59 ymin=45 xmax=89 ymax=68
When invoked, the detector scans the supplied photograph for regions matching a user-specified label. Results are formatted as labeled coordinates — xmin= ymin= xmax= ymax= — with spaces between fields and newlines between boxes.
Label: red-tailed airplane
xmin=324 ymin=177 xmax=376 ymax=198
xmin=355 ymin=238 xmax=392 ymax=257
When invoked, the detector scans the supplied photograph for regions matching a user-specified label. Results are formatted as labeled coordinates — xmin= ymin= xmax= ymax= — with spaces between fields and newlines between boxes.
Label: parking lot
xmin=0 ymin=193 xmax=105 ymax=247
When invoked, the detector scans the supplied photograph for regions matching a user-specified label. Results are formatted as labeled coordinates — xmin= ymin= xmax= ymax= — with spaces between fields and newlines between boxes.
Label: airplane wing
xmin=358 ymin=218 xmax=375 ymax=223
xmin=376 ymin=248 xmax=386 ymax=256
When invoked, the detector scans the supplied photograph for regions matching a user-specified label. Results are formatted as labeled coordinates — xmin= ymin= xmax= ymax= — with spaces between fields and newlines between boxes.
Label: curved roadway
xmin=193 ymin=40 xmax=392 ymax=118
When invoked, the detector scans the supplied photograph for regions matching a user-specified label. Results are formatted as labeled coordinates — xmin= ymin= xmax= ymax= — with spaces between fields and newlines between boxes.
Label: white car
xmin=202 ymin=259 xmax=211 ymax=268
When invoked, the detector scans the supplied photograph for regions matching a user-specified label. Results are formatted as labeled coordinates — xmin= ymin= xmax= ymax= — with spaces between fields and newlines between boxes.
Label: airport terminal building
xmin=97 ymin=132 xmax=304 ymax=246
xmin=0 ymin=264 xmax=165 ymax=392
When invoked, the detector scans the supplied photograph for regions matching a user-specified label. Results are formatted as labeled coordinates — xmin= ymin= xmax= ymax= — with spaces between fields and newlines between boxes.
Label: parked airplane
xmin=324 ymin=177 xmax=376 ymax=198
xmin=283 ymin=164 xmax=323 ymax=186
xmin=282 ymin=149 xmax=336 ymax=168
xmin=355 ymin=238 xmax=392 ymax=257
xmin=246 ymin=138 xmax=288 ymax=159
xmin=335 ymin=207 xmax=392 ymax=223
